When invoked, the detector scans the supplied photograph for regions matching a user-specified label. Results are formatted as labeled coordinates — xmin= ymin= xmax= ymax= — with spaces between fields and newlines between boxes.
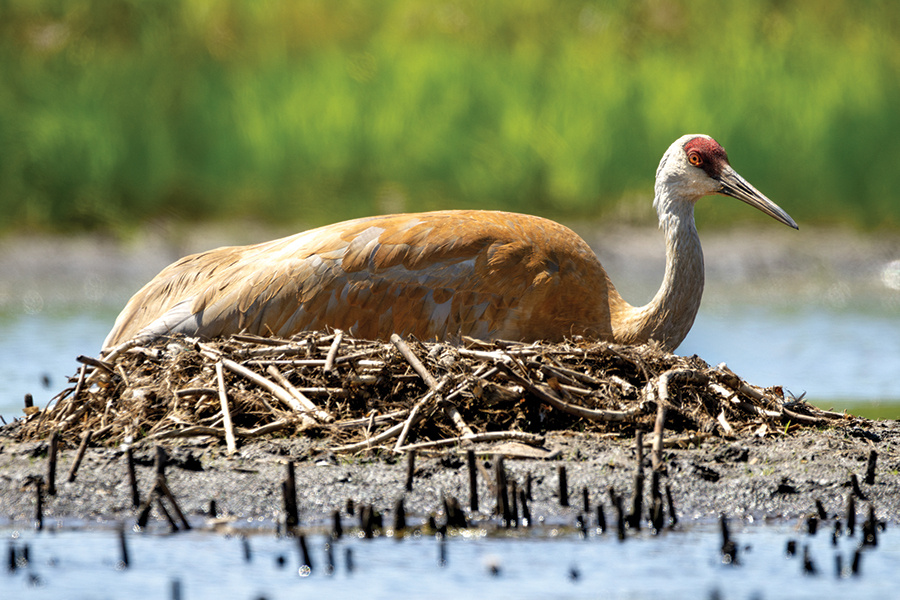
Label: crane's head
xmin=655 ymin=134 xmax=798 ymax=229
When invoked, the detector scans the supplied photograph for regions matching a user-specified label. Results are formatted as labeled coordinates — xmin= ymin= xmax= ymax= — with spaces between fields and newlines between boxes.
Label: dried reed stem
xmin=215 ymin=361 xmax=237 ymax=455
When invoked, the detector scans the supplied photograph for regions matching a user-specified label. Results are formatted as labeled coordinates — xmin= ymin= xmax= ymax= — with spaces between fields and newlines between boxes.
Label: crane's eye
xmin=688 ymin=152 xmax=703 ymax=167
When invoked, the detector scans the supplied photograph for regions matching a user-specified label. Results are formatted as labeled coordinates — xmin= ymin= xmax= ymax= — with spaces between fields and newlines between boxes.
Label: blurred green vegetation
xmin=822 ymin=401 xmax=900 ymax=422
xmin=1 ymin=0 xmax=899 ymax=234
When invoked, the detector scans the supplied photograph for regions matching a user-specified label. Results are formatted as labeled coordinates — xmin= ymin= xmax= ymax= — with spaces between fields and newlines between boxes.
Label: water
xmin=0 ymin=309 xmax=116 ymax=421
xmin=682 ymin=305 xmax=900 ymax=405
xmin=3 ymin=520 xmax=897 ymax=599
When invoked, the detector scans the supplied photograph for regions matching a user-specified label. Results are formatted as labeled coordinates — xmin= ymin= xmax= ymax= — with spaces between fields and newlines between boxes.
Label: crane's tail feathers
xmin=102 ymin=298 xmax=203 ymax=352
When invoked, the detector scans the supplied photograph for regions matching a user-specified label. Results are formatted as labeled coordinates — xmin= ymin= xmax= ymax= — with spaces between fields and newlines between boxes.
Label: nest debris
xmin=14 ymin=332 xmax=851 ymax=454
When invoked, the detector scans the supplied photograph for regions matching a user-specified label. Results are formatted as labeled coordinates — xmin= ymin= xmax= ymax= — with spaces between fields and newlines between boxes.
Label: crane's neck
xmin=614 ymin=184 xmax=704 ymax=351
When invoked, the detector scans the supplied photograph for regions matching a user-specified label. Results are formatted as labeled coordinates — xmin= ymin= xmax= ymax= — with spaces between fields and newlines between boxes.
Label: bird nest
xmin=14 ymin=332 xmax=850 ymax=454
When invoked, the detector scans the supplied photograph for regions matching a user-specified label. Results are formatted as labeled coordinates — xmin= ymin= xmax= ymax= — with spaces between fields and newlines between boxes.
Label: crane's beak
xmin=717 ymin=166 xmax=798 ymax=230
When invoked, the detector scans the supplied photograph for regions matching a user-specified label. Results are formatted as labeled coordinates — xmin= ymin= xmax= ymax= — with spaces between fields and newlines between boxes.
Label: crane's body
xmin=104 ymin=211 xmax=623 ymax=346
xmin=103 ymin=135 xmax=797 ymax=352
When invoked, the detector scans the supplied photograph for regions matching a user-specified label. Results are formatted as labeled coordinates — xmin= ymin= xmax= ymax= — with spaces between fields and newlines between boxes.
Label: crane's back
xmin=102 ymin=210 xmax=618 ymax=349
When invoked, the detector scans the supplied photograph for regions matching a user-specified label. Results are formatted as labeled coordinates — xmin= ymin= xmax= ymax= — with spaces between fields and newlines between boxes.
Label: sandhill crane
xmin=102 ymin=134 xmax=797 ymax=353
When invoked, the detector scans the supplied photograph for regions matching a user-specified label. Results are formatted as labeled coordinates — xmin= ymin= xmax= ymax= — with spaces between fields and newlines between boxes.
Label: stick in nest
xmin=215 ymin=361 xmax=237 ymax=455
xmin=393 ymin=375 xmax=452 ymax=452
xmin=200 ymin=344 xmax=321 ymax=427
xmin=503 ymin=364 xmax=644 ymax=422
xmin=391 ymin=334 xmax=475 ymax=438
xmin=395 ymin=431 xmax=544 ymax=453
xmin=265 ymin=365 xmax=334 ymax=423
xmin=324 ymin=329 xmax=344 ymax=373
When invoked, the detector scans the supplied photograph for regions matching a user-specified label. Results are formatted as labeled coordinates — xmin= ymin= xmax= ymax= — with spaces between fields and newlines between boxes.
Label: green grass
xmin=2 ymin=0 xmax=899 ymax=234
xmin=817 ymin=400 xmax=900 ymax=422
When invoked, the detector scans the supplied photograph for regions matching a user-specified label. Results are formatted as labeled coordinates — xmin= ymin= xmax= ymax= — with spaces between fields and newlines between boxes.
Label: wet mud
xmin=1 ymin=420 xmax=897 ymax=528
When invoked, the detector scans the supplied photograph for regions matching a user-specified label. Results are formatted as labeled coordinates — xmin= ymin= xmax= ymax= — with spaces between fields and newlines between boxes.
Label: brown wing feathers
xmin=102 ymin=210 xmax=614 ymax=349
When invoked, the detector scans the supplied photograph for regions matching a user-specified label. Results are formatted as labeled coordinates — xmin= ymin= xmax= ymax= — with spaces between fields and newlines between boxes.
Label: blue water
xmin=682 ymin=304 xmax=900 ymax=404
xmin=3 ymin=520 xmax=897 ymax=599
xmin=0 ymin=309 xmax=114 ymax=421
